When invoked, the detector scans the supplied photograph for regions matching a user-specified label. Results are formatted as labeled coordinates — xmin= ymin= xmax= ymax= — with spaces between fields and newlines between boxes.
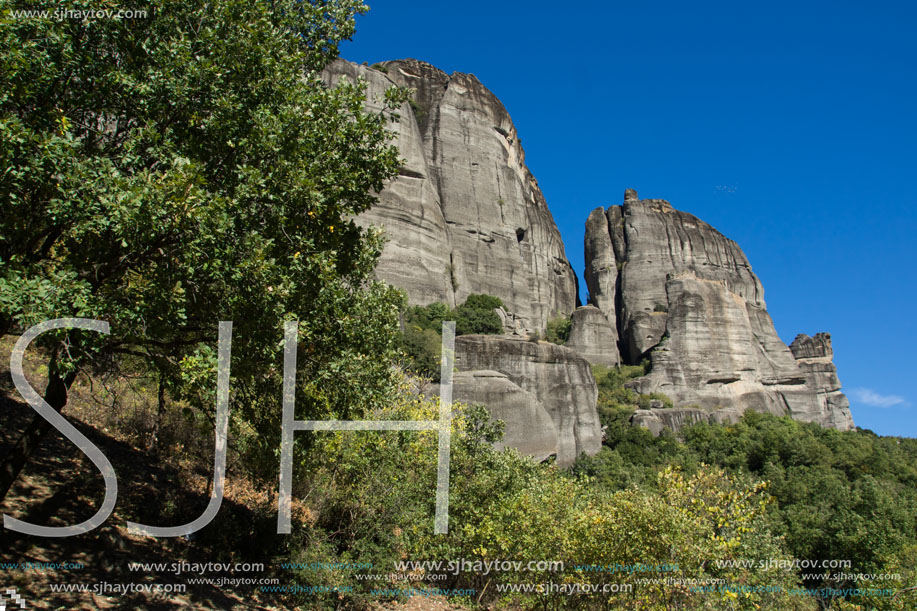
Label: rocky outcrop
xmin=326 ymin=58 xmax=854 ymax=440
xmin=588 ymin=189 xmax=767 ymax=365
xmin=453 ymin=335 xmax=602 ymax=466
xmin=630 ymin=407 xmax=722 ymax=437
xmin=323 ymin=60 xmax=454 ymax=305
xmin=323 ymin=59 xmax=578 ymax=333
xmin=566 ymin=306 xmax=620 ymax=367
xmin=583 ymin=207 xmax=621 ymax=348
xmin=451 ymin=370 xmax=559 ymax=461
xmin=789 ymin=333 xmax=855 ymax=430
xmin=495 ymin=307 xmax=527 ymax=337
xmin=581 ymin=190 xmax=854 ymax=432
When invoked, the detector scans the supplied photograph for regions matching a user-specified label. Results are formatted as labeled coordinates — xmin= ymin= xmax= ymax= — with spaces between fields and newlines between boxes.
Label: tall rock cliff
xmin=323 ymin=59 xmax=578 ymax=333
xmin=581 ymin=190 xmax=854 ymax=431
xmin=452 ymin=335 xmax=602 ymax=467
xmin=325 ymin=58 xmax=853 ymax=445
xmin=789 ymin=333 xmax=855 ymax=430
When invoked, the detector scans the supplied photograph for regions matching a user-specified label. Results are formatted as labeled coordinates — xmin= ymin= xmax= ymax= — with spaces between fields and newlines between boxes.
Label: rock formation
xmin=452 ymin=335 xmax=602 ymax=466
xmin=323 ymin=59 xmax=579 ymax=333
xmin=565 ymin=306 xmax=620 ymax=367
xmin=323 ymin=59 xmax=454 ymax=305
xmin=580 ymin=190 xmax=854 ymax=432
xmin=630 ymin=407 xmax=715 ymax=437
xmin=326 ymin=58 xmax=854 ymax=446
xmin=450 ymin=370 xmax=559 ymax=462
xmin=789 ymin=333 xmax=855 ymax=430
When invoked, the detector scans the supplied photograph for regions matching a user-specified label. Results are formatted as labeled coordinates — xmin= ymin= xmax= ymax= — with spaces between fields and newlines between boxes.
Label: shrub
xmin=592 ymin=363 xmax=649 ymax=396
xmin=398 ymin=295 xmax=505 ymax=378
xmin=454 ymin=304 xmax=502 ymax=335
xmin=288 ymin=379 xmax=807 ymax=610
xmin=545 ymin=316 xmax=572 ymax=344
xmin=578 ymin=408 xmax=917 ymax=607
xmin=399 ymin=325 xmax=443 ymax=381
xmin=461 ymin=293 xmax=503 ymax=311
xmin=637 ymin=392 xmax=675 ymax=409
xmin=402 ymin=295 xmax=504 ymax=337
xmin=402 ymin=302 xmax=451 ymax=333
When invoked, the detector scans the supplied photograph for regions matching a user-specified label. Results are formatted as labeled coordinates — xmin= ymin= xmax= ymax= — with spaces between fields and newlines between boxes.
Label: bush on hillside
xmin=284 ymin=377 xmax=810 ymax=610
xmin=398 ymin=295 xmax=505 ymax=379
xmin=575 ymin=408 xmax=917 ymax=608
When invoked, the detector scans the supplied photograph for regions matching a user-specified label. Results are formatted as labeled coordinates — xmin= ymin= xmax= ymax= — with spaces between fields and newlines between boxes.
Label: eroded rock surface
xmin=451 ymin=370 xmax=558 ymax=461
xmin=630 ymin=407 xmax=719 ymax=437
xmin=566 ymin=305 xmax=620 ymax=367
xmin=323 ymin=60 xmax=454 ymax=305
xmin=790 ymin=333 xmax=855 ymax=430
xmin=453 ymin=335 xmax=602 ymax=466
xmin=323 ymin=59 xmax=578 ymax=333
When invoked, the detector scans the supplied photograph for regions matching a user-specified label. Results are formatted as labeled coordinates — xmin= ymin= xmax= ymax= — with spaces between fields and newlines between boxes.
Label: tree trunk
xmin=0 ymin=314 xmax=12 ymax=340
xmin=0 ymin=368 xmax=76 ymax=504
xmin=148 ymin=376 xmax=166 ymax=454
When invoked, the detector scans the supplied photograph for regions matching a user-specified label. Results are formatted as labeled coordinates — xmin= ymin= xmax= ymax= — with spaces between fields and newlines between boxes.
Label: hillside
xmin=3 ymin=3 xmax=914 ymax=610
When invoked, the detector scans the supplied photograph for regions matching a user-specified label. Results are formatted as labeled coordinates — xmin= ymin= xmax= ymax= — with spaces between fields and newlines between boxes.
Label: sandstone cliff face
xmin=326 ymin=58 xmax=854 ymax=442
xmin=581 ymin=190 xmax=854 ymax=432
xmin=582 ymin=206 xmax=622 ymax=351
xmin=323 ymin=60 xmax=454 ymax=305
xmin=789 ymin=333 xmax=855 ymax=430
xmin=630 ymin=407 xmax=721 ymax=437
xmin=450 ymin=370 xmax=559 ymax=462
xmin=565 ymin=305 xmax=620 ymax=367
xmin=323 ymin=59 xmax=578 ymax=333
xmin=452 ymin=335 xmax=602 ymax=466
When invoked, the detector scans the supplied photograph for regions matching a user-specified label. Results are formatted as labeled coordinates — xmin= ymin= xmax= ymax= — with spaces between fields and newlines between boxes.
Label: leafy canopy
xmin=0 ymin=0 xmax=409 ymax=477
xmin=544 ymin=315 xmax=572 ymax=344
xmin=576 ymin=407 xmax=917 ymax=608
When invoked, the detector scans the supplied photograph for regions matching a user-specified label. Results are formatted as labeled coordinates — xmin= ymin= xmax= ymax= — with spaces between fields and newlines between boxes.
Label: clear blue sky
xmin=342 ymin=1 xmax=917 ymax=437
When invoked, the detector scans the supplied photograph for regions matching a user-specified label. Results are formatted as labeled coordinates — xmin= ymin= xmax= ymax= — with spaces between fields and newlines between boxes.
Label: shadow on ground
xmin=0 ymin=373 xmax=284 ymax=611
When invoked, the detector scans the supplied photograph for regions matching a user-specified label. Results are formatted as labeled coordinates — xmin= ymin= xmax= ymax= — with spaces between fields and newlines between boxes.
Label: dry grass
xmin=0 ymin=335 xmax=284 ymax=610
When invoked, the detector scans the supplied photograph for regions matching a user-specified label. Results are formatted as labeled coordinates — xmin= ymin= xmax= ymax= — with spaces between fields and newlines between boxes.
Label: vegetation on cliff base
xmin=592 ymin=362 xmax=674 ymax=411
xmin=285 ymin=376 xmax=811 ymax=610
xmin=575 ymin=383 xmax=917 ymax=609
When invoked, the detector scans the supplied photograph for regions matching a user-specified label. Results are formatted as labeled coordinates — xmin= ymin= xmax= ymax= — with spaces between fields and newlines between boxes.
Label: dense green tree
xmin=402 ymin=301 xmax=452 ymax=334
xmin=577 ymin=394 xmax=917 ymax=605
xmin=460 ymin=293 xmax=503 ymax=311
xmin=0 ymin=0 xmax=408 ymax=497
xmin=398 ymin=324 xmax=442 ymax=380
